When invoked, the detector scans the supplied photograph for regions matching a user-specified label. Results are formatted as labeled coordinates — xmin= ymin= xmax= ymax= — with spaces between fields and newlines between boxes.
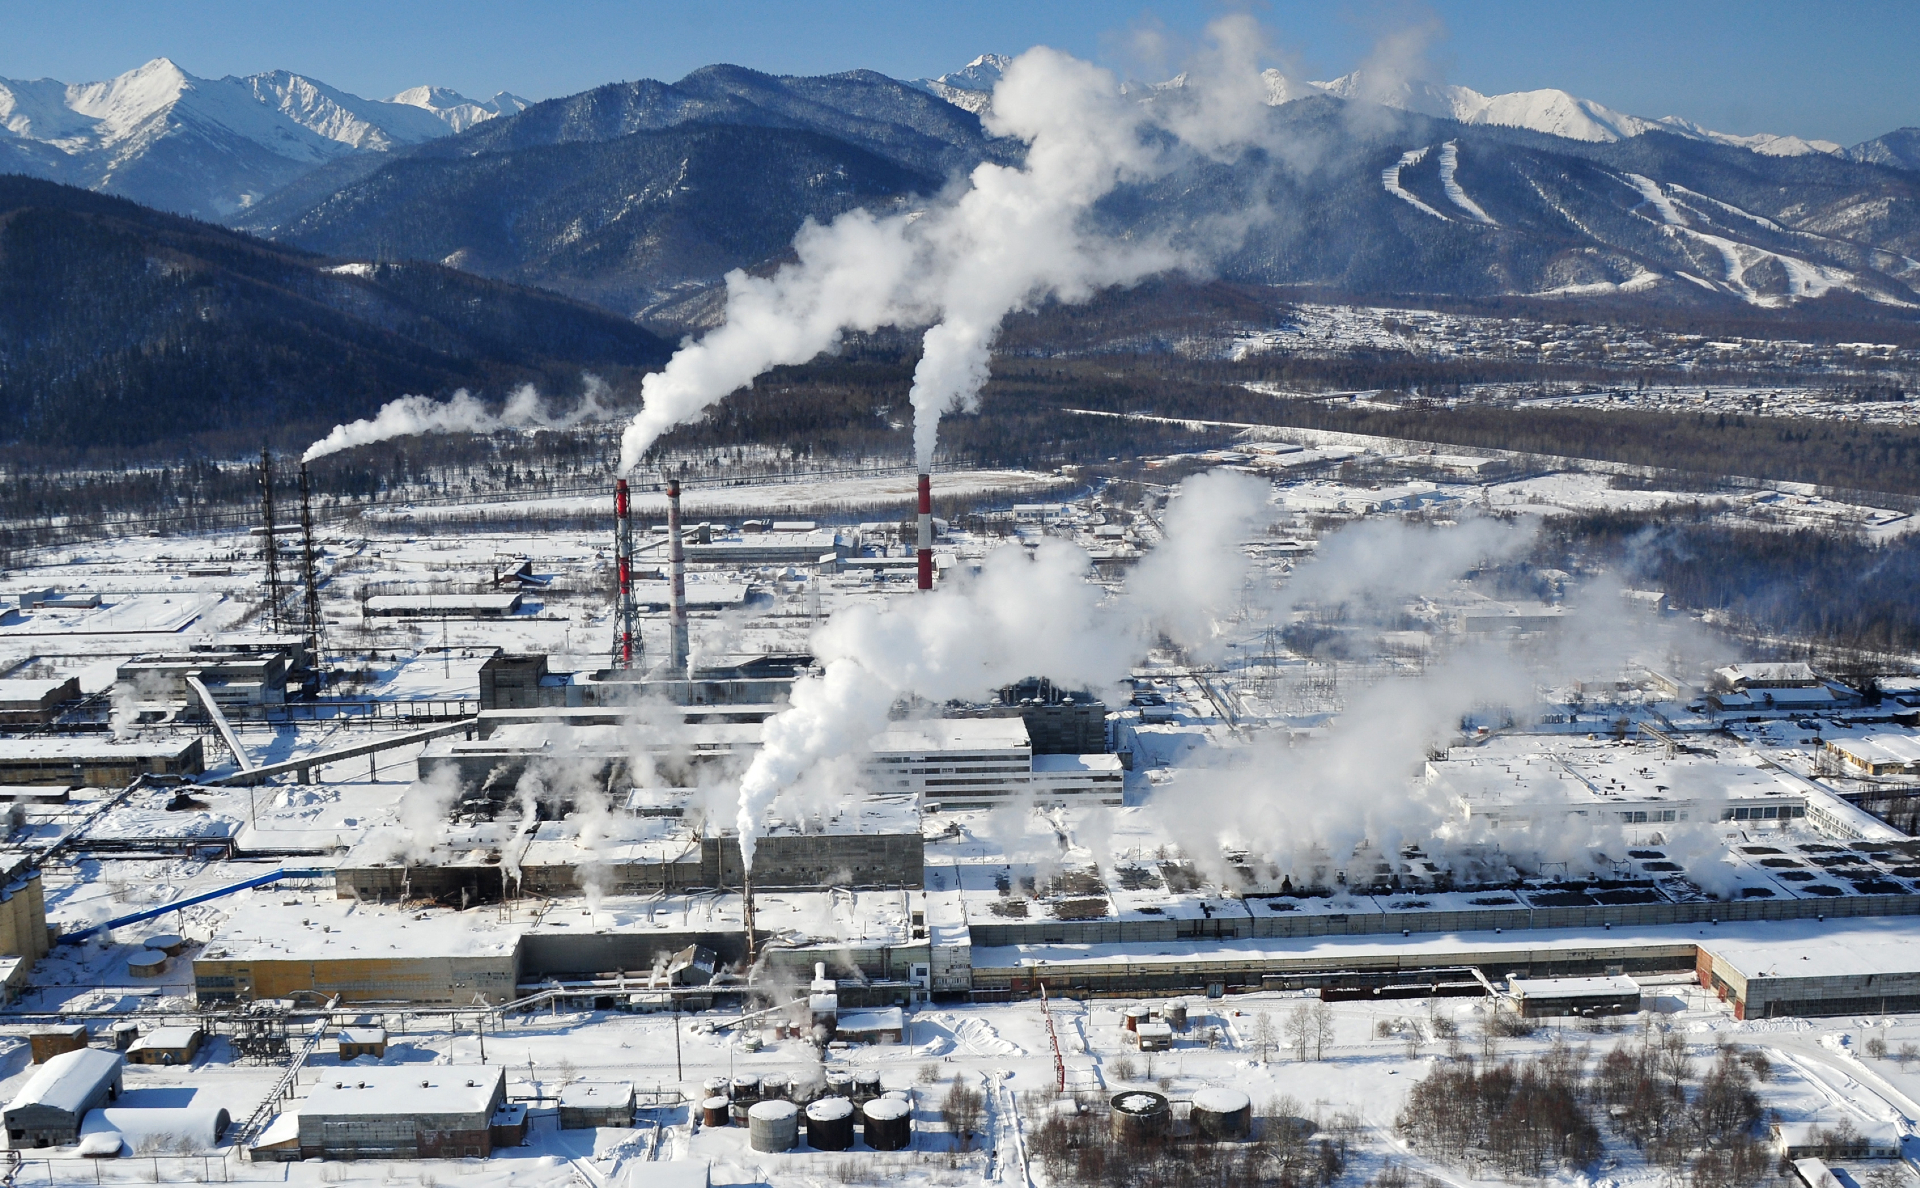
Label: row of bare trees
xmin=1026 ymin=1093 xmax=1347 ymax=1188
xmin=1398 ymin=1030 xmax=1776 ymax=1188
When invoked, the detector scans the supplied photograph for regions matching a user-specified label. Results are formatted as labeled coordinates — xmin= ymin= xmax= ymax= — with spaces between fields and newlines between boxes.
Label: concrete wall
xmin=192 ymin=952 xmax=521 ymax=1006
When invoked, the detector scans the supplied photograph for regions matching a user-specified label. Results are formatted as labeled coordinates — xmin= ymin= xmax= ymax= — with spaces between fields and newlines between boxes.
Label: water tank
xmin=701 ymin=1096 xmax=730 ymax=1127
xmin=702 ymin=1076 xmax=730 ymax=1100
xmin=1164 ymin=999 xmax=1189 ymax=1030
xmin=824 ymin=1070 xmax=854 ymax=1098
xmin=730 ymin=1074 xmax=762 ymax=1103
xmin=852 ymin=1070 xmax=883 ymax=1104
xmin=805 ymin=1096 xmax=855 ymax=1151
xmin=863 ymin=1097 xmax=912 ymax=1151
xmin=1109 ymin=1091 xmax=1171 ymax=1144
xmin=1190 ymin=1087 xmax=1252 ymax=1141
xmin=761 ymin=1072 xmax=790 ymax=1100
xmin=127 ymin=950 xmax=167 ymax=978
xmin=748 ymin=1100 xmax=798 ymax=1153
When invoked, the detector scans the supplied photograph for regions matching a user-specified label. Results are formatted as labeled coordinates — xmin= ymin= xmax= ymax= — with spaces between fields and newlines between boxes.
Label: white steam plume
xmin=303 ymin=375 xmax=614 ymax=462
xmin=618 ymin=21 xmax=1277 ymax=475
xmin=732 ymin=469 xmax=1270 ymax=869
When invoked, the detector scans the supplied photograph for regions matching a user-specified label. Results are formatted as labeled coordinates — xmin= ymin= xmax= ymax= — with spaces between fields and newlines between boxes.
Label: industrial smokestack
xmin=614 ymin=478 xmax=636 ymax=668
xmin=916 ymin=472 xmax=932 ymax=592
xmin=668 ymin=479 xmax=690 ymax=675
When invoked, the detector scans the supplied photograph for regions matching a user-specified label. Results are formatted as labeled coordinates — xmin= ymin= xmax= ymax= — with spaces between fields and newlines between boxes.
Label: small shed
xmin=249 ymin=1113 xmax=302 ymax=1162
xmin=1508 ymin=974 xmax=1641 ymax=1019
xmin=489 ymin=1102 xmax=528 ymax=1149
xmin=832 ymin=1008 xmax=905 ymax=1045
xmin=126 ymin=1027 xmax=202 ymax=1066
xmin=559 ymin=1080 xmax=635 ymax=1129
xmin=2 ymin=1048 xmax=123 ymax=1147
xmin=1136 ymin=1021 xmax=1174 ymax=1052
xmin=29 ymin=1025 xmax=88 ymax=1064
xmin=337 ymin=1028 xmax=387 ymax=1061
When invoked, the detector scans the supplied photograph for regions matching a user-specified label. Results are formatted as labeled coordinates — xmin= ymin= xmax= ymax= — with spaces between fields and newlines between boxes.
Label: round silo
xmin=1190 ymin=1088 xmax=1252 ymax=1141
xmin=748 ymin=1100 xmax=798 ymax=1152
xmin=128 ymin=950 xmax=168 ymax=978
xmin=1164 ymin=999 xmax=1189 ymax=1030
xmin=1109 ymin=1091 xmax=1171 ymax=1145
xmin=853 ymin=1070 xmax=883 ymax=1104
xmin=862 ymin=1097 xmax=912 ymax=1150
xmin=805 ymin=1096 xmax=855 ymax=1151
xmin=701 ymin=1096 xmax=731 ymax=1127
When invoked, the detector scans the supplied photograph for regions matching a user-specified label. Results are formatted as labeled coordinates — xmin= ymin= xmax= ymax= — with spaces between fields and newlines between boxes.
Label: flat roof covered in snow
xmin=199 ymin=898 xmax=525 ymax=964
xmin=871 ymin=718 xmax=1030 ymax=755
xmin=301 ymin=1066 xmax=502 ymax=1118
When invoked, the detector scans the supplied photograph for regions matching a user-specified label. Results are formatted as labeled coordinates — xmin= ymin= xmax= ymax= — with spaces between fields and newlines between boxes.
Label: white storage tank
xmin=748 ymin=1100 xmax=798 ymax=1152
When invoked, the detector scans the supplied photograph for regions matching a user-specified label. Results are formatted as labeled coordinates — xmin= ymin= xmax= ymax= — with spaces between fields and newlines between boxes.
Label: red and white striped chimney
xmin=915 ymin=472 xmax=933 ymax=591
xmin=667 ymin=478 xmax=690 ymax=674
xmin=614 ymin=478 xmax=635 ymax=667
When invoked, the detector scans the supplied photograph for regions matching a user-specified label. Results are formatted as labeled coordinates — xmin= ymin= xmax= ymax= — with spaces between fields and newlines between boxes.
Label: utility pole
xmin=673 ymin=1010 xmax=682 ymax=1081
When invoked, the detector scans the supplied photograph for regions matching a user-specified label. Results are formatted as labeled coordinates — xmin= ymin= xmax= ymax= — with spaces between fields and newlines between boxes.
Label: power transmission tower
xmin=297 ymin=462 xmax=330 ymax=684
xmin=258 ymin=448 xmax=283 ymax=633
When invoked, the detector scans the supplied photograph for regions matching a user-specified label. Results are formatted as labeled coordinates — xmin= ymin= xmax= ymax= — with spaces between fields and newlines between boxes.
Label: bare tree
xmin=1249 ymin=1013 xmax=1278 ymax=1062
xmin=942 ymin=1078 xmax=985 ymax=1152
xmin=1311 ymin=1002 xmax=1334 ymax=1061
xmin=1285 ymin=1003 xmax=1315 ymax=1061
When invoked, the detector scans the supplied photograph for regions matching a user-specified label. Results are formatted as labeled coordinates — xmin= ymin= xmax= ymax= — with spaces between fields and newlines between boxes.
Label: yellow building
xmin=193 ymin=898 xmax=523 ymax=1007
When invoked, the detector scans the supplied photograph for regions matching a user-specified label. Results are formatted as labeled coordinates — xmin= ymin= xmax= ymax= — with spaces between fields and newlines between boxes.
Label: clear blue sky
xmin=3 ymin=0 xmax=1914 ymax=145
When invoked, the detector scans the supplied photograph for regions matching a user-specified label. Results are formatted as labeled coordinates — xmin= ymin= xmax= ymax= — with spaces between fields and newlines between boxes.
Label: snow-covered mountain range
xmin=912 ymin=55 xmax=1883 ymax=161
xmin=0 ymin=58 xmax=525 ymax=217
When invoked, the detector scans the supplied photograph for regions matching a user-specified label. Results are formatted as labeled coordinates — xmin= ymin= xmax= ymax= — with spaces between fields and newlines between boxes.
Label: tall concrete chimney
xmin=668 ymin=478 xmax=690 ymax=675
xmin=916 ymin=472 xmax=933 ymax=592
xmin=614 ymin=478 xmax=636 ymax=668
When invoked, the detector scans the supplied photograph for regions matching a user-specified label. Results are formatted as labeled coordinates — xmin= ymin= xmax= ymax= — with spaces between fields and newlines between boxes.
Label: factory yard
xmin=0 ymin=454 xmax=1917 ymax=1187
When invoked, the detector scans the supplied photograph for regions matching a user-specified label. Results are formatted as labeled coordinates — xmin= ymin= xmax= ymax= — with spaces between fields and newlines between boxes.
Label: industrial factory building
xmin=294 ymin=1066 xmax=508 ymax=1160
xmin=2 ymin=1049 xmax=123 ymax=1148
xmin=0 ymin=677 xmax=82 ymax=726
xmin=1427 ymin=744 xmax=1811 ymax=831
xmin=0 ymin=737 xmax=203 ymax=787
xmin=867 ymin=718 xmax=1120 ymax=807
xmin=476 ymin=652 xmax=797 ymax=711
xmin=363 ymin=592 xmax=523 ymax=619
xmin=192 ymin=899 xmax=522 ymax=1006
xmin=117 ymin=649 xmax=293 ymax=712
xmin=335 ymin=793 xmax=924 ymax=902
xmin=947 ymin=677 xmax=1111 ymax=754
xmin=1695 ymin=921 xmax=1920 ymax=1019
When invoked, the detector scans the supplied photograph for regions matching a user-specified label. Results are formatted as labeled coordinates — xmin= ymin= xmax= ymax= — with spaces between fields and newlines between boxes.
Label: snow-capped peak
xmin=1271 ymin=67 xmax=1845 ymax=159
xmin=906 ymin=54 xmax=1011 ymax=115
xmin=386 ymin=86 xmax=531 ymax=134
